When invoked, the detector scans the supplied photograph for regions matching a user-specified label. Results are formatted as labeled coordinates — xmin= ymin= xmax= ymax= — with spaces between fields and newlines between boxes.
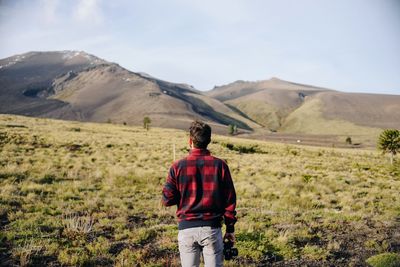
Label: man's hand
xmin=224 ymin=232 xmax=235 ymax=244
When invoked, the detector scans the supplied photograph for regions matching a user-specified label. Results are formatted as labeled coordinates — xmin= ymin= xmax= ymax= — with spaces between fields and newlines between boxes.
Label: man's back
xmin=161 ymin=120 xmax=237 ymax=267
xmin=163 ymin=148 xmax=236 ymax=232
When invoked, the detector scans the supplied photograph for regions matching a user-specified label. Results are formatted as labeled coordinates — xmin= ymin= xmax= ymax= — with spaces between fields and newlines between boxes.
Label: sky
xmin=0 ymin=0 xmax=399 ymax=94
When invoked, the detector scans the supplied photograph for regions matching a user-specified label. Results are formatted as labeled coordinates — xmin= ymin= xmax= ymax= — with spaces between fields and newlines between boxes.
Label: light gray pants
xmin=178 ymin=226 xmax=224 ymax=267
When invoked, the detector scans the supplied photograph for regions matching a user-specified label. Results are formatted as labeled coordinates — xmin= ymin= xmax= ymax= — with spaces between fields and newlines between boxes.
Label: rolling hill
xmin=207 ymin=78 xmax=400 ymax=139
xmin=207 ymin=78 xmax=330 ymax=131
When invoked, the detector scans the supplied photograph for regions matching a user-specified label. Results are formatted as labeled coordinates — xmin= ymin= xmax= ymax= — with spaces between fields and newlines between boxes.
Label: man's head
xmin=189 ymin=120 xmax=211 ymax=149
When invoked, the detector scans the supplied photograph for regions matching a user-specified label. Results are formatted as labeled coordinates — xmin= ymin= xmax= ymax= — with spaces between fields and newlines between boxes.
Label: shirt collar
xmin=189 ymin=148 xmax=211 ymax=156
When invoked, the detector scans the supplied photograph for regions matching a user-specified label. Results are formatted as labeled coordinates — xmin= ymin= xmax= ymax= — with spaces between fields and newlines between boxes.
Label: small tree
xmin=378 ymin=129 xmax=400 ymax=165
xmin=143 ymin=116 xmax=151 ymax=131
xmin=345 ymin=136 xmax=352 ymax=145
xmin=228 ymin=124 xmax=238 ymax=135
xmin=228 ymin=124 xmax=234 ymax=135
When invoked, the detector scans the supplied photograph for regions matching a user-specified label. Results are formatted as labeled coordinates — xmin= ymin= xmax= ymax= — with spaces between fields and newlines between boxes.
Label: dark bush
xmin=38 ymin=174 xmax=56 ymax=184
xmin=221 ymin=142 xmax=266 ymax=154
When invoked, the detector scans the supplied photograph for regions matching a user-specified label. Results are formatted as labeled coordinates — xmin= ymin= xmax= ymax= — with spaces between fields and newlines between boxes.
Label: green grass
xmin=366 ymin=252 xmax=400 ymax=267
xmin=0 ymin=114 xmax=399 ymax=266
xmin=281 ymin=98 xmax=381 ymax=138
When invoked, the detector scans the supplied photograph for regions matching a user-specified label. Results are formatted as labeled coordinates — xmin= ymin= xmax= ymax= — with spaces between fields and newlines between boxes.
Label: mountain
xmin=0 ymin=51 xmax=257 ymax=133
xmin=207 ymin=78 xmax=400 ymax=136
xmin=0 ymin=51 xmax=105 ymax=115
xmin=1 ymin=51 xmax=399 ymax=143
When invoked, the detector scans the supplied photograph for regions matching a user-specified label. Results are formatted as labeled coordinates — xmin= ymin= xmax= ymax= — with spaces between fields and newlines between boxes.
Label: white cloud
xmin=74 ymin=0 xmax=104 ymax=24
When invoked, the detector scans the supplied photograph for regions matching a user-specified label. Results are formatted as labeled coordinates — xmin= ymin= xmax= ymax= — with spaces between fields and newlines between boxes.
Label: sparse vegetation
xmin=378 ymin=129 xmax=400 ymax=165
xmin=0 ymin=114 xmax=399 ymax=266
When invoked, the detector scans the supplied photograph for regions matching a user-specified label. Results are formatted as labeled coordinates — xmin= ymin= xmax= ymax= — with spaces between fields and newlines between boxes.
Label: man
xmin=162 ymin=120 xmax=237 ymax=267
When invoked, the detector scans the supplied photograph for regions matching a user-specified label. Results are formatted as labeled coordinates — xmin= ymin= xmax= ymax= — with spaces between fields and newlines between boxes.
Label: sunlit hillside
xmin=0 ymin=114 xmax=399 ymax=266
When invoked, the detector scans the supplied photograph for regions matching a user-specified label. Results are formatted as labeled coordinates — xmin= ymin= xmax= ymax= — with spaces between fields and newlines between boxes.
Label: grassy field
xmin=0 ymin=114 xmax=399 ymax=266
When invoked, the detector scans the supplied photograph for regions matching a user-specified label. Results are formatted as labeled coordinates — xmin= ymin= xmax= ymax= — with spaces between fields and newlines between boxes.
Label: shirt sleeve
xmin=221 ymin=161 xmax=237 ymax=233
xmin=162 ymin=165 xmax=180 ymax=206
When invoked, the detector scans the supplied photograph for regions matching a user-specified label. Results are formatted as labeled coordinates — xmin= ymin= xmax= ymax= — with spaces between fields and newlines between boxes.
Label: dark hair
xmin=189 ymin=120 xmax=211 ymax=149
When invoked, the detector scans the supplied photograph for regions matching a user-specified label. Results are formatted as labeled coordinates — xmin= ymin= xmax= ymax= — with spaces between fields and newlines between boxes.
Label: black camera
xmin=223 ymin=240 xmax=238 ymax=260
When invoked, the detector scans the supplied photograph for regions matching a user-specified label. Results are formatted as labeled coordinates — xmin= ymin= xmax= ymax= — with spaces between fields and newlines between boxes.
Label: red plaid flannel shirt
xmin=162 ymin=148 xmax=237 ymax=233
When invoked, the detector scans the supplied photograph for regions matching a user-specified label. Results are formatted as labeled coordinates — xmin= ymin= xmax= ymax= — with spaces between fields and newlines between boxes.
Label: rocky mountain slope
xmin=0 ymin=51 xmax=256 ymax=133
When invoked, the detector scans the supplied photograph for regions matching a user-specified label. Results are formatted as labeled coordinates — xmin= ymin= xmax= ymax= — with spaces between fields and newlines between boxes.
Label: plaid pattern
xmin=162 ymin=148 xmax=237 ymax=233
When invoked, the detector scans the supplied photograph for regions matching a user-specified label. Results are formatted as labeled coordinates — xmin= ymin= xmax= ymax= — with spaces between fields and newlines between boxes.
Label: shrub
xmin=143 ymin=117 xmax=151 ymax=131
xmin=302 ymin=174 xmax=313 ymax=184
xmin=133 ymin=228 xmax=157 ymax=245
xmin=228 ymin=124 xmax=237 ymax=135
xmin=235 ymin=231 xmax=280 ymax=261
xmin=58 ymin=247 xmax=90 ymax=266
xmin=86 ymin=236 xmax=111 ymax=258
xmin=62 ymin=214 xmax=94 ymax=240
xmin=228 ymin=124 xmax=234 ymax=135
xmin=346 ymin=136 xmax=352 ymax=145
xmin=115 ymin=248 xmax=139 ymax=266
xmin=221 ymin=142 xmax=265 ymax=154
xmin=366 ymin=252 xmax=400 ymax=267
xmin=12 ymin=240 xmax=44 ymax=267
xmin=302 ymin=245 xmax=329 ymax=261
xmin=38 ymin=174 xmax=56 ymax=184
xmin=0 ymin=171 xmax=27 ymax=182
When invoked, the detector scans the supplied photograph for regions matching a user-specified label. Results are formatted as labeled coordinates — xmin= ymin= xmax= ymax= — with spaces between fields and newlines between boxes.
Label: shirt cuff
xmin=226 ymin=224 xmax=235 ymax=233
